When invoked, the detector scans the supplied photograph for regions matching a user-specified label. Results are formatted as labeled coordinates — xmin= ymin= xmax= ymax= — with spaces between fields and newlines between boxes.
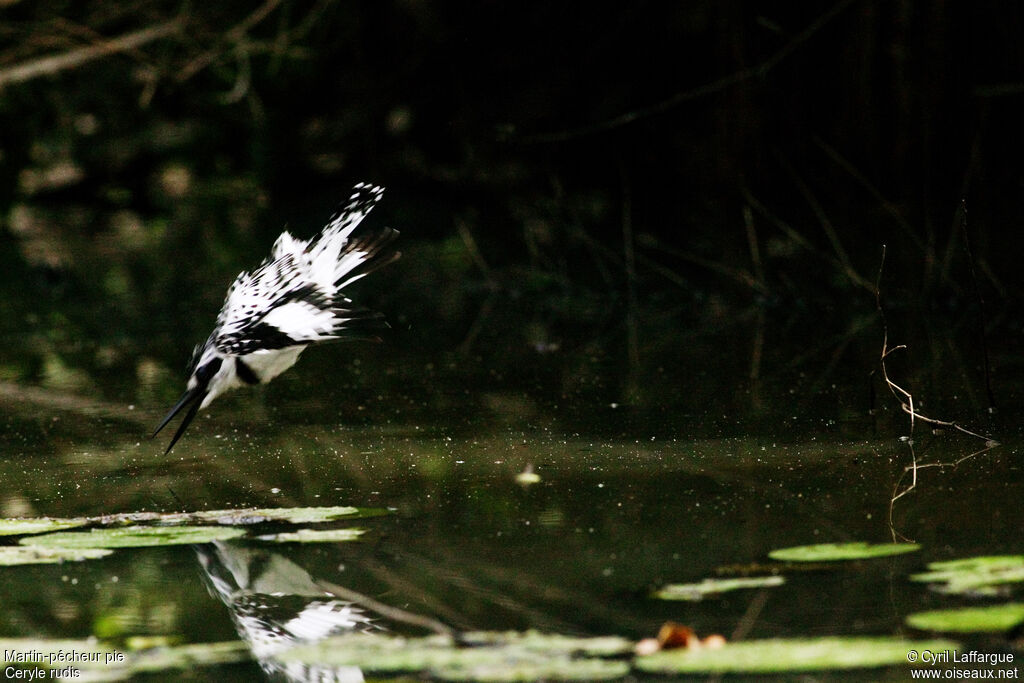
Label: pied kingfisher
xmin=153 ymin=183 xmax=399 ymax=453
xmin=196 ymin=541 xmax=378 ymax=682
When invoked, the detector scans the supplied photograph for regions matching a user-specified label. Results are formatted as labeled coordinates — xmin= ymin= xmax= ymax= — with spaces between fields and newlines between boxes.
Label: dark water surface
xmin=0 ymin=367 xmax=1019 ymax=680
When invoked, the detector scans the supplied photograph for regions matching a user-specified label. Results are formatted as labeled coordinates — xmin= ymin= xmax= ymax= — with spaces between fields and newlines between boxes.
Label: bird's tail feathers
xmin=326 ymin=305 xmax=391 ymax=342
xmin=334 ymin=227 xmax=401 ymax=289
xmin=316 ymin=183 xmax=385 ymax=247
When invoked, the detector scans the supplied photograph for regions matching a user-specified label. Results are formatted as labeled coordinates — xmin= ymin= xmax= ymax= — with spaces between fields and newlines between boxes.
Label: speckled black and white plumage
xmin=153 ymin=183 xmax=399 ymax=453
xmin=196 ymin=541 xmax=376 ymax=682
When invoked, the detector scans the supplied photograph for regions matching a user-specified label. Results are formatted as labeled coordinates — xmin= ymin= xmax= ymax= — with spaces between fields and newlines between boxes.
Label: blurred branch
xmin=742 ymin=185 xmax=872 ymax=293
xmin=973 ymin=82 xmax=1024 ymax=97
xmin=517 ymin=0 xmax=857 ymax=143
xmin=455 ymin=217 xmax=494 ymax=281
xmin=176 ymin=0 xmax=284 ymax=82
xmin=777 ymin=152 xmax=874 ymax=292
xmin=0 ymin=19 xmax=182 ymax=89
xmin=812 ymin=136 xmax=926 ymax=255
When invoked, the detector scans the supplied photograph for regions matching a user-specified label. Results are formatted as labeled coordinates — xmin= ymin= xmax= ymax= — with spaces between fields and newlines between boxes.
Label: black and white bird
xmin=196 ymin=540 xmax=378 ymax=682
xmin=153 ymin=182 xmax=399 ymax=454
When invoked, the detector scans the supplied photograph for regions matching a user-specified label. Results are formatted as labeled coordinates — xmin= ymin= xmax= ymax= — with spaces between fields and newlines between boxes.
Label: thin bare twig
xmin=875 ymin=245 xmax=991 ymax=440
xmin=318 ymin=578 xmax=455 ymax=638
xmin=0 ymin=20 xmax=182 ymax=89
xmin=875 ymin=245 xmax=1000 ymax=540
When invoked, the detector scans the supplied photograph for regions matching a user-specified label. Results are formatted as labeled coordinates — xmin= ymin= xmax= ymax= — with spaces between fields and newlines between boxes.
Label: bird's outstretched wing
xmin=211 ymin=184 xmax=399 ymax=357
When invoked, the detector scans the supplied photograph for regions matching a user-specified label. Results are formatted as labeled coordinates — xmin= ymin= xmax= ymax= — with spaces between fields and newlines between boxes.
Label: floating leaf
xmin=435 ymin=657 xmax=629 ymax=681
xmin=277 ymin=630 xmax=631 ymax=680
xmin=259 ymin=528 xmax=367 ymax=544
xmin=21 ymin=525 xmax=246 ymax=549
xmin=0 ymin=517 xmax=88 ymax=536
xmin=182 ymin=506 xmax=387 ymax=525
xmin=910 ymin=556 xmax=1024 ymax=596
xmin=634 ymin=622 xmax=727 ymax=653
xmin=108 ymin=641 xmax=250 ymax=677
xmin=124 ymin=636 xmax=181 ymax=651
xmin=460 ymin=631 xmax=634 ymax=657
xmin=906 ymin=603 xmax=1024 ymax=633
xmin=653 ymin=576 xmax=784 ymax=601
xmin=769 ymin=542 xmax=920 ymax=562
xmin=0 ymin=546 xmax=112 ymax=566
xmin=0 ymin=506 xmax=387 ymax=539
xmin=635 ymin=636 xmax=958 ymax=673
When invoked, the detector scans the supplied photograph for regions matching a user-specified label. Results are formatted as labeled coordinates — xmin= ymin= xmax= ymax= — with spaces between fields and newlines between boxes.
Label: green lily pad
xmin=180 ymin=505 xmax=387 ymax=525
xmin=434 ymin=657 xmax=629 ymax=681
xmin=277 ymin=630 xmax=631 ymax=681
xmin=109 ymin=640 xmax=250 ymax=677
xmin=259 ymin=527 xmax=367 ymax=543
xmin=910 ymin=556 xmax=1024 ymax=596
xmin=123 ymin=636 xmax=181 ymax=651
xmin=0 ymin=546 xmax=113 ymax=566
xmin=0 ymin=506 xmax=387 ymax=541
xmin=635 ymin=636 xmax=958 ymax=673
xmin=906 ymin=603 xmax=1024 ymax=633
xmin=20 ymin=525 xmax=246 ymax=549
xmin=653 ymin=576 xmax=785 ymax=601
xmin=460 ymin=631 xmax=634 ymax=657
xmin=0 ymin=517 xmax=88 ymax=536
xmin=769 ymin=542 xmax=920 ymax=562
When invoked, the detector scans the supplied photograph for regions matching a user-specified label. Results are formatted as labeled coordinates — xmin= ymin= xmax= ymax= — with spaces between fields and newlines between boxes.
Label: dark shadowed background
xmin=1 ymin=0 xmax=1022 ymax=444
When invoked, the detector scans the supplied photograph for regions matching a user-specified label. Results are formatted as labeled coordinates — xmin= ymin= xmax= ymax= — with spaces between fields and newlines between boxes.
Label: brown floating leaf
xmin=636 ymin=623 xmax=728 ymax=654
xmin=658 ymin=622 xmax=698 ymax=650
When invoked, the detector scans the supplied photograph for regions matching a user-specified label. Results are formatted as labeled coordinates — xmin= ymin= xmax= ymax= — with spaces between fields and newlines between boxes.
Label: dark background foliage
xmin=1 ymin=1 xmax=1021 ymax=433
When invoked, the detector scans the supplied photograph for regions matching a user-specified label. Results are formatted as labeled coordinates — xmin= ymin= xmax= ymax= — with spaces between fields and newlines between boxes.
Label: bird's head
xmin=152 ymin=341 xmax=223 ymax=454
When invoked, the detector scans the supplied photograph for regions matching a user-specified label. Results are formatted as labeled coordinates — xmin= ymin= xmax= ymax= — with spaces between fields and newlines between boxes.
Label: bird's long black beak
xmin=152 ymin=387 xmax=204 ymax=454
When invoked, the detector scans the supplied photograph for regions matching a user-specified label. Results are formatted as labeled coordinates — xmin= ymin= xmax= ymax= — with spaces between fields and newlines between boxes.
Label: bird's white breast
xmin=199 ymin=357 xmax=241 ymax=408
xmin=241 ymin=346 xmax=305 ymax=384
xmin=197 ymin=347 xmax=305 ymax=409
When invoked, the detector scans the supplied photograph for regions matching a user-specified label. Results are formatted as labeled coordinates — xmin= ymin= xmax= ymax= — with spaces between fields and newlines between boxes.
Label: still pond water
xmin=0 ymin=365 xmax=1020 ymax=681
